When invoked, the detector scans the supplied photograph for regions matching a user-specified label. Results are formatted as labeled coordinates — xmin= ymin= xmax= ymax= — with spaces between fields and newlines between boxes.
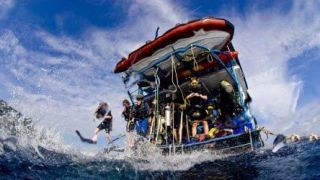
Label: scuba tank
xmin=165 ymin=104 xmax=171 ymax=126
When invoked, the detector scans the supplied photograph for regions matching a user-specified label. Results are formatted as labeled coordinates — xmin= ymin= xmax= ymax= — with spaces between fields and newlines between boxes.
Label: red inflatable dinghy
xmin=114 ymin=17 xmax=234 ymax=73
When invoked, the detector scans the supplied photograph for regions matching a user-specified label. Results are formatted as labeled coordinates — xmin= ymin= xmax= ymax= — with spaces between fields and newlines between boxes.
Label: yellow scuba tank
xmin=208 ymin=127 xmax=219 ymax=138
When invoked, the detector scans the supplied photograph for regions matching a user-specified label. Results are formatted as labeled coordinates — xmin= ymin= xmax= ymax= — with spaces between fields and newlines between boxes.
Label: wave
xmin=1 ymin=100 xmax=320 ymax=179
xmin=1 ymin=132 xmax=319 ymax=179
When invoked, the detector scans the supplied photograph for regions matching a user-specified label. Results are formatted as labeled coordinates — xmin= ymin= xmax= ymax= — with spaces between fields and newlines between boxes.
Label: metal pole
xmin=186 ymin=116 xmax=190 ymax=142
xmin=172 ymin=103 xmax=175 ymax=154
xmin=149 ymin=115 xmax=155 ymax=142
xmin=179 ymin=111 xmax=183 ymax=144
xmin=165 ymin=118 xmax=168 ymax=145
xmin=154 ymin=71 xmax=161 ymax=144
xmin=249 ymin=129 xmax=254 ymax=151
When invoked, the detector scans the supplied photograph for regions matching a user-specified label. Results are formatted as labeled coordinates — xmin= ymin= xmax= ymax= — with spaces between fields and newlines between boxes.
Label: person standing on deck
xmin=131 ymin=94 xmax=150 ymax=137
xmin=122 ymin=99 xmax=134 ymax=132
xmin=186 ymin=78 xmax=209 ymax=138
xmin=122 ymin=99 xmax=136 ymax=146
xmin=216 ymin=80 xmax=242 ymax=129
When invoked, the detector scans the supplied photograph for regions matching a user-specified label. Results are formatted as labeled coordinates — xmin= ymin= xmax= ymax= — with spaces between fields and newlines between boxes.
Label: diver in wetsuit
xmin=91 ymin=102 xmax=114 ymax=145
xmin=122 ymin=99 xmax=136 ymax=147
xmin=122 ymin=99 xmax=134 ymax=132
xmin=131 ymin=94 xmax=150 ymax=137
xmin=215 ymin=80 xmax=243 ymax=128
xmin=186 ymin=78 xmax=209 ymax=137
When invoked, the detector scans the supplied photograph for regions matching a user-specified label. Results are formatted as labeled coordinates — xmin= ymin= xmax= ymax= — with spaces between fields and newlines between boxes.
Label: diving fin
xmin=272 ymin=134 xmax=286 ymax=153
xmin=103 ymin=146 xmax=117 ymax=154
xmin=108 ymin=134 xmax=126 ymax=145
xmin=75 ymin=130 xmax=97 ymax=144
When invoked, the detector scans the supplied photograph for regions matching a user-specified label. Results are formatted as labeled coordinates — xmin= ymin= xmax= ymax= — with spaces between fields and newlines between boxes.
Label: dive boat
xmin=114 ymin=17 xmax=264 ymax=154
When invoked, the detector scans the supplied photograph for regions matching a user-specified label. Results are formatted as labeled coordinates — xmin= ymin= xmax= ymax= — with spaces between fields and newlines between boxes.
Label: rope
xmin=170 ymin=56 xmax=178 ymax=93
xmin=190 ymin=44 xmax=199 ymax=71
xmin=207 ymin=52 xmax=214 ymax=63
xmin=170 ymin=55 xmax=188 ymax=146
xmin=170 ymin=55 xmax=188 ymax=106
xmin=154 ymin=68 xmax=161 ymax=143
xmin=258 ymin=126 xmax=278 ymax=140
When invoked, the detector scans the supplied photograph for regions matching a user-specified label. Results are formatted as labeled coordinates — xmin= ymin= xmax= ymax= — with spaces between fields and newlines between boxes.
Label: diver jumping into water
xmin=76 ymin=102 xmax=114 ymax=145
xmin=92 ymin=102 xmax=113 ymax=144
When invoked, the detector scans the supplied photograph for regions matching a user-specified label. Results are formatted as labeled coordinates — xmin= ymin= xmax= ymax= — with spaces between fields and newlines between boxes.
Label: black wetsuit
xmin=132 ymin=102 xmax=150 ymax=136
xmin=172 ymin=95 xmax=184 ymax=129
xmin=122 ymin=106 xmax=132 ymax=122
xmin=173 ymin=106 xmax=183 ymax=129
xmin=96 ymin=109 xmax=112 ymax=133
xmin=215 ymin=87 xmax=242 ymax=128
xmin=187 ymin=89 xmax=208 ymax=121
xmin=132 ymin=103 xmax=150 ymax=121
xmin=122 ymin=106 xmax=134 ymax=132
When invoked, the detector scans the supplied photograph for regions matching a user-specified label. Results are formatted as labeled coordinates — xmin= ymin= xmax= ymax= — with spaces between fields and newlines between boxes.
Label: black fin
xmin=75 ymin=130 xmax=97 ymax=144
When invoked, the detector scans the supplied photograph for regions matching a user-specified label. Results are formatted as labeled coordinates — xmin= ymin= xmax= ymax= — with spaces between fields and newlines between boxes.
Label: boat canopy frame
xmin=125 ymin=43 xmax=249 ymax=110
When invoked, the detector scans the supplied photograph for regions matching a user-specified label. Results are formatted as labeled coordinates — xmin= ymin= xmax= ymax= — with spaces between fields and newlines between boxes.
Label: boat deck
xmin=158 ymin=130 xmax=264 ymax=154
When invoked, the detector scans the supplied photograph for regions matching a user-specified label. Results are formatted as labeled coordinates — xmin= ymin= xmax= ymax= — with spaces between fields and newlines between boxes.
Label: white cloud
xmin=0 ymin=0 xmax=189 ymax=150
xmin=225 ymin=1 xmax=320 ymax=133
xmin=284 ymin=101 xmax=320 ymax=135
xmin=0 ymin=0 xmax=14 ymax=20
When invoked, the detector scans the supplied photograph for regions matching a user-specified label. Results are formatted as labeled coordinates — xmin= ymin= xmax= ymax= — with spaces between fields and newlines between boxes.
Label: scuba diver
xmin=92 ymin=102 xmax=114 ymax=144
xmin=185 ymin=78 xmax=209 ymax=138
xmin=131 ymin=94 xmax=151 ymax=137
xmin=122 ymin=99 xmax=136 ymax=147
xmin=215 ymin=80 xmax=243 ymax=128
xmin=75 ymin=102 xmax=114 ymax=145
xmin=122 ymin=99 xmax=134 ymax=132
xmin=147 ymin=99 xmax=157 ymax=140
xmin=76 ymin=102 xmax=114 ymax=147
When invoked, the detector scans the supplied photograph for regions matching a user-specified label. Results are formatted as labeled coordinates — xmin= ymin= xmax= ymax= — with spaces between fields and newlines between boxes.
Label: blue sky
xmin=1 ymin=0 xmax=320 ymax=149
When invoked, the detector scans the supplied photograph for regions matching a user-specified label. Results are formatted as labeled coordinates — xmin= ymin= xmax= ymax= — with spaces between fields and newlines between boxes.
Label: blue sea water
xmin=0 ymin=136 xmax=319 ymax=180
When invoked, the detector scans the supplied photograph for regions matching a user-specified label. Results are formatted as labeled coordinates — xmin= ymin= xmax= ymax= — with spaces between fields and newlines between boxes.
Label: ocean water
xmin=0 ymin=103 xmax=319 ymax=180
xmin=1 ymin=133 xmax=319 ymax=180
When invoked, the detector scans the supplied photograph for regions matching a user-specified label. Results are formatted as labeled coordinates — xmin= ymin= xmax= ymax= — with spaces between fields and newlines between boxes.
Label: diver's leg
xmin=142 ymin=118 xmax=148 ymax=137
xmin=173 ymin=128 xmax=178 ymax=142
xmin=192 ymin=121 xmax=198 ymax=137
xmin=129 ymin=132 xmax=135 ymax=147
xmin=148 ymin=116 xmax=155 ymax=139
xmin=126 ymin=120 xmax=136 ymax=147
xmin=135 ymin=120 xmax=141 ymax=135
xmin=106 ymin=132 xmax=113 ymax=145
xmin=92 ymin=128 xmax=100 ymax=143
xmin=203 ymin=120 xmax=209 ymax=135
